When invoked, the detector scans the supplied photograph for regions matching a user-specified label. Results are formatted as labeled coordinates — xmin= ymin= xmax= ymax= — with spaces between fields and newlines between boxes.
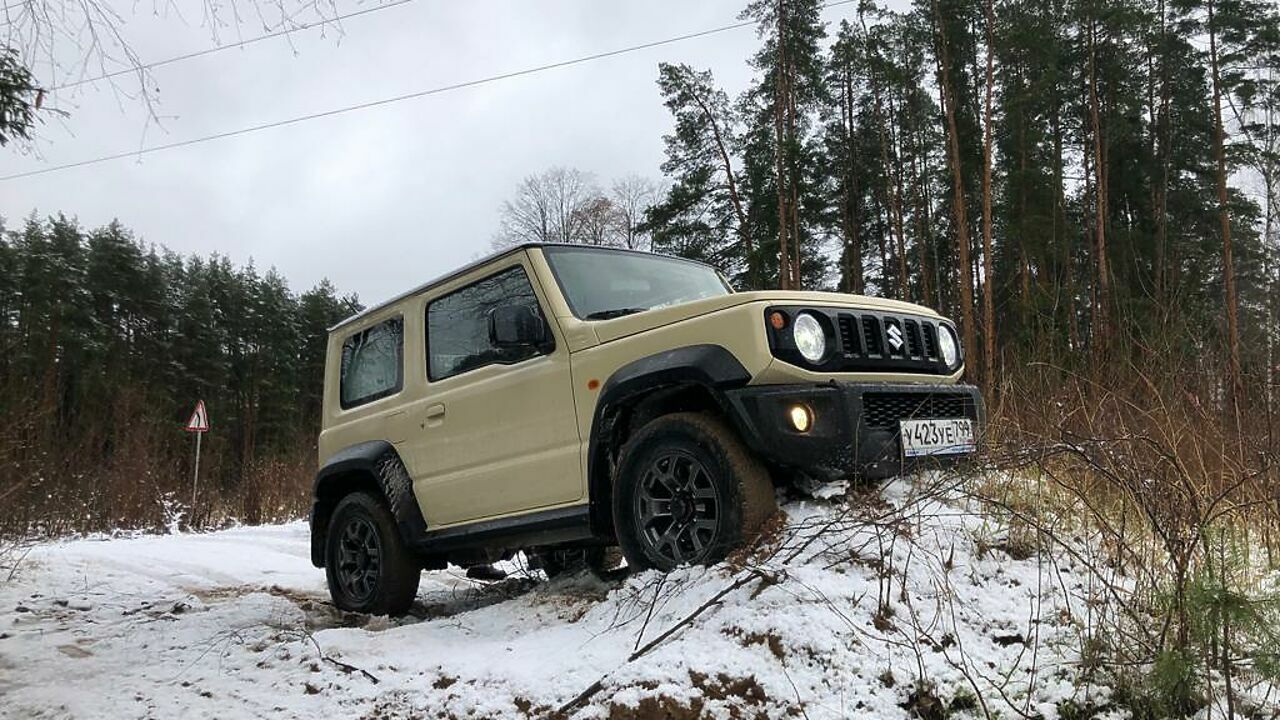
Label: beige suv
xmin=311 ymin=244 xmax=982 ymax=614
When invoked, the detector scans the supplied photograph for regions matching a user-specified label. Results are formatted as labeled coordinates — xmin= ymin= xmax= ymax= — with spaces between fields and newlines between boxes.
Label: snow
xmin=0 ymin=473 xmax=1112 ymax=719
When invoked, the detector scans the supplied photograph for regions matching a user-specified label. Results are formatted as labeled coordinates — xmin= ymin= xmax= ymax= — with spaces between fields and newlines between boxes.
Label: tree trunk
xmin=910 ymin=135 xmax=935 ymax=308
xmin=980 ymin=0 xmax=997 ymax=392
xmin=785 ymin=26 xmax=803 ymax=289
xmin=1082 ymin=119 xmax=1098 ymax=356
xmin=773 ymin=0 xmax=792 ymax=290
xmin=919 ymin=123 xmax=942 ymax=311
xmin=1264 ymin=97 xmax=1277 ymax=416
xmin=1019 ymin=112 xmax=1033 ymax=334
xmin=864 ymin=20 xmax=907 ymax=298
xmin=888 ymin=91 xmax=912 ymax=300
xmin=1152 ymin=0 xmax=1172 ymax=322
xmin=877 ymin=201 xmax=891 ymax=287
xmin=1208 ymin=0 xmax=1243 ymax=412
xmin=933 ymin=0 xmax=978 ymax=383
xmin=1087 ymin=15 xmax=1112 ymax=358
xmin=1051 ymin=81 xmax=1078 ymax=352
xmin=840 ymin=67 xmax=864 ymax=294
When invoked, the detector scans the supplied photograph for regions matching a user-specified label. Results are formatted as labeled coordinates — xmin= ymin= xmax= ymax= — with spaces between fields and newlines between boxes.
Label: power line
xmin=2 ymin=0 xmax=857 ymax=183
xmin=48 ymin=0 xmax=417 ymax=91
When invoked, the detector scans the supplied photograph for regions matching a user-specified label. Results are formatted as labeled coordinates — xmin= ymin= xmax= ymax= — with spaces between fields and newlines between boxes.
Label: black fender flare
xmin=586 ymin=344 xmax=751 ymax=536
xmin=310 ymin=440 xmax=427 ymax=567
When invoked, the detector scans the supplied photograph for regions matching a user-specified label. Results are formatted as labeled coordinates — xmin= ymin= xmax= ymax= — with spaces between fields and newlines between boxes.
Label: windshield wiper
xmin=585 ymin=307 xmax=648 ymax=320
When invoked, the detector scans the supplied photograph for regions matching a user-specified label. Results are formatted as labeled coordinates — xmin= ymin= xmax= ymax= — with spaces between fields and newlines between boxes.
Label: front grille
xmin=904 ymin=319 xmax=923 ymax=358
xmin=863 ymin=392 xmax=977 ymax=429
xmin=768 ymin=306 xmax=959 ymax=375
xmin=861 ymin=316 xmax=883 ymax=356
xmin=848 ymin=313 xmax=942 ymax=365
xmin=838 ymin=314 xmax=859 ymax=356
xmin=921 ymin=323 xmax=938 ymax=358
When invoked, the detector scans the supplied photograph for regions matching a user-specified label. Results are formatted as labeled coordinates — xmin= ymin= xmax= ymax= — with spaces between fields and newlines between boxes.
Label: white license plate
xmin=899 ymin=418 xmax=976 ymax=458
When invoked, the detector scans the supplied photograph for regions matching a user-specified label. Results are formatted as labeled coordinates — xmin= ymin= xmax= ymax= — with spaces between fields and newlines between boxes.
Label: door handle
xmin=424 ymin=403 xmax=446 ymax=427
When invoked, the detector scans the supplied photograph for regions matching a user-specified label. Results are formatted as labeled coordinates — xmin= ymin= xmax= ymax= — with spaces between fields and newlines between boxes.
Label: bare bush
xmin=986 ymin=362 xmax=1280 ymax=716
xmin=0 ymin=386 xmax=313 ymax=538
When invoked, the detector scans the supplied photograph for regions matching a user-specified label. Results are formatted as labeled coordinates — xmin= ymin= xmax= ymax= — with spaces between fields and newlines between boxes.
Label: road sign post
xmin=185 ymin=400 xmax=210 ymax=523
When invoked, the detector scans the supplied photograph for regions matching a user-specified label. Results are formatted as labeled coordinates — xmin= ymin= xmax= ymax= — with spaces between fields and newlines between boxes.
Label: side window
xmin=340 ymin=316 xmax=404 ymax=409
xmin=427 ymin=266 xmax=552 ymax=381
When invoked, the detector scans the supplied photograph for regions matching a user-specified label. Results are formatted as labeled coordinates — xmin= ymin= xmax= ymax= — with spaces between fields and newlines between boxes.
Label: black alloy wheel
xmin=324 ymin=491 xmax=421 ymax=615
xmin=613 ymin=412 xmax=776 ymax=572
xmin=634 ymin=449 xmax=723 ymax=566
xmin=335 ymin=515 xmax=382 ymax=605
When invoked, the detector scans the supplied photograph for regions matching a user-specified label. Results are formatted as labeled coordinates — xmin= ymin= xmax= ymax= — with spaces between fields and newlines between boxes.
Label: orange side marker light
xmin=587 ymin=379 xmax=600 ymax=390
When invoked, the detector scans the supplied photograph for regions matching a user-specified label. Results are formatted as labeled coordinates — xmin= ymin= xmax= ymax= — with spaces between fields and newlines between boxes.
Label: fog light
xmin=787 ymin=404 xmax=813 ymax=433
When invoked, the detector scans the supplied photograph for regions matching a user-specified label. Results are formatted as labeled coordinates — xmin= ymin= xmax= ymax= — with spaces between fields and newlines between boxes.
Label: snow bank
xmin=0 ymin=474 xmax=1109 ymax=719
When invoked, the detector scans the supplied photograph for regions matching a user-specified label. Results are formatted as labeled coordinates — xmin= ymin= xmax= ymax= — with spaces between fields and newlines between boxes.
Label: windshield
xmin=543 ymin=247 xmax=732 ymax=320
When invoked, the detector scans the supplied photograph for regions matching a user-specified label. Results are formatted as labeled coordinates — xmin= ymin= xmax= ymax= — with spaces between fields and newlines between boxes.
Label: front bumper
xmin=724 ymin=382 xmax=985 ymax=481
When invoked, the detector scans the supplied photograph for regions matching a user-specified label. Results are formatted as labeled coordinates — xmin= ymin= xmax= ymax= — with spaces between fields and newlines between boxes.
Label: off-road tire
xmin=612 ymin=412 xmax=776 ymax=572
xmin=324 ymin=491 xmax=421 ymax=615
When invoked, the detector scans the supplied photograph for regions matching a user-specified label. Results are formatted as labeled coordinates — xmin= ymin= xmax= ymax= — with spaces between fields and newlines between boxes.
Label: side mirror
xmin=489 ymin=304 xmax=546 ymax=347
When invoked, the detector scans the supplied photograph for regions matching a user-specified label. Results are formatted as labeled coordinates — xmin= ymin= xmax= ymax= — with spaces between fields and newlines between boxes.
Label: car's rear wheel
xmin=613 ymin=412 xmax=776 ymax=572
xmin=325 ymin=491 xmax=420 ymax=615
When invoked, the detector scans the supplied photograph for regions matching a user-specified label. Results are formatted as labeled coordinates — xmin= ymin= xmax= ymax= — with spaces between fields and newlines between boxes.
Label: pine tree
xmin=299 ymin=281 xmax=358 ymax=426
xmin=825 ymin=20 xmax=871 ymax=294
xmin=741 ymin=0 xmax=831 ymax=289
xmin=644 ymin=64 xmax=755 ymax=282
xmin=0 ymin=47 xmax=39 ymax=146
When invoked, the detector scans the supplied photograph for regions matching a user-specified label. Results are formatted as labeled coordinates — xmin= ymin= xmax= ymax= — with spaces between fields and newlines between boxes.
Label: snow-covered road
xmin=0 ymin=477 xmax=1106 ymax=719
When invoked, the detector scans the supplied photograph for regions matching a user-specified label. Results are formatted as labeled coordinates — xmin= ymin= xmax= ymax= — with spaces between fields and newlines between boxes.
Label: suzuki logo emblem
xmin=886 ymin=324 xmax=905 ymax=350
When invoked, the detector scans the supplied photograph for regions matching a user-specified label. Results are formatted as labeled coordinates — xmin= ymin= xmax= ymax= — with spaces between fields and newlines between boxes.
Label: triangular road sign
xmin=185 ymin=400 xmax=210 ymax=433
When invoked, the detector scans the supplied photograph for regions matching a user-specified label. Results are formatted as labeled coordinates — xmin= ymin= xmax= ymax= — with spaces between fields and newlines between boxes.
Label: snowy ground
xmin=0 ymin=474 xmax=1113 ymax=719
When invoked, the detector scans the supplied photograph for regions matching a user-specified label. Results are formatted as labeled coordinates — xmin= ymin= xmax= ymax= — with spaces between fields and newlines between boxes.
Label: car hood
xmin=589 ymin=291 xmax=940 ymax=343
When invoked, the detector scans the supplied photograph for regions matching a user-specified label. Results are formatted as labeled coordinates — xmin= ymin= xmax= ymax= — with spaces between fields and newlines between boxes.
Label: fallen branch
xmin=631 ymin=574 xmax=665 ymax=653
xmin=292 ymin=629 xmax=380 ymax=684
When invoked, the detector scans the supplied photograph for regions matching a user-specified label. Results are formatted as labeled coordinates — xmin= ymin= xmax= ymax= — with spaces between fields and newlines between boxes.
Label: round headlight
xmin=792 ymin=312 xmax=827 ymax=363
xmin=938 ymin=325 xmax=959 ymax=367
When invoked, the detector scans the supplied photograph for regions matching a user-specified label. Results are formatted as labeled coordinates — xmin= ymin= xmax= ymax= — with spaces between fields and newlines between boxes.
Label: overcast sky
xmin=2 ymin=0 xmax=884 ymax=306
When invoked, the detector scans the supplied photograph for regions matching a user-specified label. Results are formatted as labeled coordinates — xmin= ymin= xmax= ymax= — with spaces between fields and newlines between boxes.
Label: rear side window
xmin=340 ymin=316 xmax=404 ymax=409
xmin=427 ymin=266 xmax=551 ymax=381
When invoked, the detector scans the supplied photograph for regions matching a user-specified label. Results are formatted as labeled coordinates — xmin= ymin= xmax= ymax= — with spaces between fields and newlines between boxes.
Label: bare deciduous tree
xmin=493 ymin=167 xmax=600 ymax=248
xmin=575 ymin=195 xmax=617 ymax=247
xmin=1 ymin=0 xmax=354 ymax=136
xmin=608 ymin=175 xmax=658 ymax=250
xmin=493 ymin=168 xmax=658 ymax=251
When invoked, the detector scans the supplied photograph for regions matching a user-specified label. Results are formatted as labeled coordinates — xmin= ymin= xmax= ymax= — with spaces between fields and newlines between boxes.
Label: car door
xmin=411 ymin=260 xmax=583 ymax=528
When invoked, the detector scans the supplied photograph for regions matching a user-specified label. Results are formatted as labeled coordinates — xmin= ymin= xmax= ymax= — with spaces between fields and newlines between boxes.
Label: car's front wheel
xmin=324 ymin=491 xmax=421 ymax=615
xmin=613 ymin=412 xmax=776 ymax=572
